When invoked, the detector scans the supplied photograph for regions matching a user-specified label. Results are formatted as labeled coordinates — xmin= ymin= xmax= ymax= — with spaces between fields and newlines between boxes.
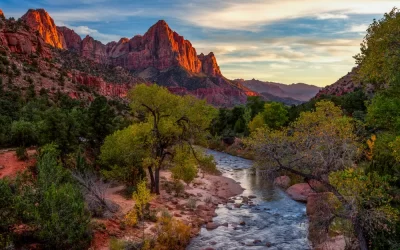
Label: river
xmin=187 ymin=150 xmax=311 ymax=250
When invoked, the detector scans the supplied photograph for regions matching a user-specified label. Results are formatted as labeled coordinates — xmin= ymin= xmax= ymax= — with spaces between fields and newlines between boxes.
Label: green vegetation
xmin=101 ymin=84 xmax=217 ymax=194
xmin=0 ymin=144 xmax=91 ymax=249
xmin=243 ymin=8 xmax=400 ymax=250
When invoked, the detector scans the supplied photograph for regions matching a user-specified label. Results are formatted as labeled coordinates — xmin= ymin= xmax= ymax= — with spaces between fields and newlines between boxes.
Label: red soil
xmin=0 ymin=149 xmax=37 ymax=178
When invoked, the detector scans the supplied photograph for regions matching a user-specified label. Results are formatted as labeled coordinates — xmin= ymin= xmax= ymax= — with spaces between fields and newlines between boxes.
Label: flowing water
xmin=187 ymin=150 xmax=311 ymax=250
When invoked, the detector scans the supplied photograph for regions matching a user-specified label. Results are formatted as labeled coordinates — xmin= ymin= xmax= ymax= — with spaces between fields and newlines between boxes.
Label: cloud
xmin=316 ymin=13 xmax=349 ymax=20
xmin=171 ymin=0 xmax=398 ymax=30
xmin=348 ymin=24 xmax=369 ymax=33
xmin=57 ymin=22 xmax=121 ymax=43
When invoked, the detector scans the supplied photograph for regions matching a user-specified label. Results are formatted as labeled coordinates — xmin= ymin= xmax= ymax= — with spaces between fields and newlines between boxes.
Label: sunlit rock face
xmin=12 ymin=9 xmax=259 ymax=106
xmin=21 ymin=9 xmax=66 ymax=49
xmin=198 ymin=52 xmax=222 ymax=77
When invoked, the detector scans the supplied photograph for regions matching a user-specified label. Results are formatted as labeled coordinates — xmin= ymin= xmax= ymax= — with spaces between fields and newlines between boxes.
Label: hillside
xmin=237 ymin=78 xmax=320 ymax=103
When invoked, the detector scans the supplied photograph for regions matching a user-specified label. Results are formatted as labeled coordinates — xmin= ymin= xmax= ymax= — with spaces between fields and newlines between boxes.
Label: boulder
xmin=274 ymin=176 xmax=291 ymax=189
xmin=205 ymin=222 xmax=219 ymax=230
xmin=286 ymin=183 xmax=314 ymax=202
xmin=315 ymin=235 xmax=346 ymax=250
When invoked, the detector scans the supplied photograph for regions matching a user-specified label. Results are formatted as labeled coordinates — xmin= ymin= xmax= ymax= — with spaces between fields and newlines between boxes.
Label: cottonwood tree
xmin=247 ymin=101 xmax=380 ymax=250
xmin=101 ymin=84 xmax=217 ymax=194
xmin=354 ymin=7 xmax=400 ymax=88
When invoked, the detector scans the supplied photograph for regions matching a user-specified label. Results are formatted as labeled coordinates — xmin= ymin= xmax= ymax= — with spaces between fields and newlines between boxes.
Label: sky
xmin=1 ymin=0 xmax=398 ymax=87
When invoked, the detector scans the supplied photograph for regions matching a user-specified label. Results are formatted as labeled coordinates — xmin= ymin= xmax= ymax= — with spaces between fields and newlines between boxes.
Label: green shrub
xmin=33 ymin=144 xmax=92 ymax=249
xmin=16 ymin=146 xmax=28 ymax=161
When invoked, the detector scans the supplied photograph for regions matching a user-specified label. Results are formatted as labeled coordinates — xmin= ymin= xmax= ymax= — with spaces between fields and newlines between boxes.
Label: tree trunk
xmin=354 ymin=217 xmax=369 ymax=250
xmin=155 ymin=168 xmax=160 ymax=195
xmin=147 ymin=166 xmax=155 ymax=193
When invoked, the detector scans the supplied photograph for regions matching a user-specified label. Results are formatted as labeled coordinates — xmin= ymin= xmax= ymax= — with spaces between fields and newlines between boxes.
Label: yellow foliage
xmin=248 ymin=113 xmax=266 ymax=133
xmin=125 ymin=209 xmax=138 ymax=227
xmin=366 ymin=134 xmax=376 ymax=161
xmin=154 ymin=215 xmax=191 ymax=250
xmin=133 ymin=180 xmax=153 ymax=219
xmin=141 ymin=239 xmax=151 ymax=250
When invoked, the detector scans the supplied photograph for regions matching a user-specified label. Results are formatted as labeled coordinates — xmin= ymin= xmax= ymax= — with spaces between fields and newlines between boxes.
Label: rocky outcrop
xmin=72 ymin=73 xmax=132 ymax=98
xmin=57 ymin=26 xmax=81 ymax=51
xmin=81 ymin=35 xmax=108 ymax=63
xmin=286 ymin=183 xmax=315 ymax=202
xmin=21 ymin=9 xmax=66 ymax=49
xmin=0 ymin=9 xmax=5 ymax=19
xmin=0 ymin=17 xmax=51 ymax=57
xmin=198 ymin=52 xmax=222 ymax=77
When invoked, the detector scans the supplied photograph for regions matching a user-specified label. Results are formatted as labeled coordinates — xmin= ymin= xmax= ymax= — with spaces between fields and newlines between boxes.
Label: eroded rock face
xmin=10 ymin=9 xmax=258 ymax=106
xmin=57 ymin=26 xmax=81 ymax=51
xmin=72 ymin=73 xmax=132 ymax=98
xmin=81 ymin=35 xmax=110 ymax=63
xmin=198 ymin=52 xmax=222 ymax=77
xmin=286 ymin=183 xmax=315 ymax=202
xmin=21 ymin=9 xmax=66 ymax=49
xmin=0 ymin=26 xmax=51 ymax=58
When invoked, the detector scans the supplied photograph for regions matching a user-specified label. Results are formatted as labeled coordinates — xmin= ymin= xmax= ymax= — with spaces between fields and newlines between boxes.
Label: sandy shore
xmin=91 ymin=170 xmax=244 ymax=249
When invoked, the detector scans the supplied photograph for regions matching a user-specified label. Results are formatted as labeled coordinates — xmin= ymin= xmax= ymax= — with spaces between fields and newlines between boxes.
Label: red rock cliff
xmin=198 ymin=52 xmax=222 ymax=77
xmin=21 ymin=9 xmax=66 ymax=49
xmin=0 ymin=10 xmax=51 ymax=57
xmin=57 ymin=26 xmax=81 ymax=51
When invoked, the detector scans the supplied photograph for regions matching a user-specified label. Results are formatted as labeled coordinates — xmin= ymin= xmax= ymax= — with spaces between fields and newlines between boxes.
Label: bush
xmin=16 ymin=146 xmax=28 ymax=161
xmin=172 ymin=180 xmax=185 ymax=197
xmin=33 ymin=144 xmax=92 ymax=249
xmin=154 ymin=215 xmax=191 ymax=250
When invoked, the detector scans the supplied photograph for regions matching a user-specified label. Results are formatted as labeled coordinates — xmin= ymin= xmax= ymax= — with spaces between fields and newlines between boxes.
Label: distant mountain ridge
xmin=236 ymin=79 xmax=321 ymax=104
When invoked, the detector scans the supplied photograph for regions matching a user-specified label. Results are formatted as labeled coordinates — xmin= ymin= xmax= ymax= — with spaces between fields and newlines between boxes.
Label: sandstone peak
xmin=22 ymin=9 xmax=66 ymax=49
xmin=0 ymin=9 xmax=5 ymax=19
xmin=57 ymin=26 xmax=81 ymax=51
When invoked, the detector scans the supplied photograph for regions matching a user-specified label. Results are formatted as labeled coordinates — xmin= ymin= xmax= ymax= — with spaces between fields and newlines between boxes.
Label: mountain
xmin=315 ymin=67 xmax=363 ymax=98
xmin=16 ymin=9 xmax=257 ymax=106
xmin=237 ymin=79 xmax=320 ymax=104
xmin=0 ymin=9 xmax=144 ymax=101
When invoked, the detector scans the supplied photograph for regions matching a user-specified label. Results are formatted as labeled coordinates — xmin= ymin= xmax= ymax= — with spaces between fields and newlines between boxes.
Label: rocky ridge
xmin=237 ymin=78 xmax=320 ymax=104
xmin=18 ymin=8 xmax=257 ymax=106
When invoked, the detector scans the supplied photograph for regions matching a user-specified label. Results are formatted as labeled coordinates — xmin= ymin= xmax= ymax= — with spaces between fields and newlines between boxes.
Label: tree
xmin=86 ymin=96 xmax=117 ymax=150
xmin=247 ymin=101 xmax=372 ymax=249
xmin=247 ymin=102 xmax=288 ymax=132
xmin=11 ymin=120 xmax=37 ymax=147
xmin=365 ymin=86 xmax=400 ymax=131
xmin=248 ymin=113 xmax=265 ymax=133
xmin=354 ymin=7 xmax=400 ymax=88
xmin=33 ymin=144 xmax=91 ymax=249
xmin=102 ymin=84 xmax=217 ymax=194
xmin=0 ymin=178 xmax=16 ymax=248
xmin=100 ymin=123 xmax=151 ymax=186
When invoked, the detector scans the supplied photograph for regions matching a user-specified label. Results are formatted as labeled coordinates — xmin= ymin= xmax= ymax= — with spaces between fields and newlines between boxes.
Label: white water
xmin=187 ymin=150 xmax=311 ymax=250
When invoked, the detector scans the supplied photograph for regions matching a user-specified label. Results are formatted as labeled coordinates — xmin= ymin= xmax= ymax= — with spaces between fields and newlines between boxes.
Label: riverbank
xmin=91 ymin=170 xmax=244 ymax=249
